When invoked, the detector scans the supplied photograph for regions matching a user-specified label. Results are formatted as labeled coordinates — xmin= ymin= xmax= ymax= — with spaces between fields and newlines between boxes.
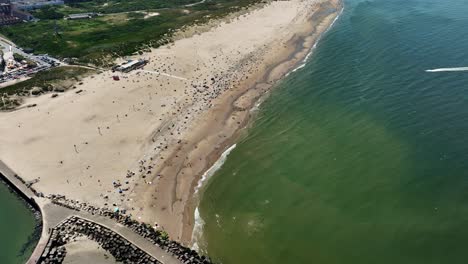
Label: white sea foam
xmin=426 ymin=67 xmax=468 ymax=72
xmin=191 ymin=207 xmax=205 ymax=252
xmin=250 ymin=93 xmax=268 ymax=113
xmin=194 ymin=144 xmax=237 ymax=195
xmin=250 ymin=100 xmax=263 ymax=112
xmin=329 ymin=6 xmax=344 ymax=32
xmin=287 ymin=5 xmax=344 ymax=76
xmin=288 ymin=63 xmax=306 ymax=76
xmin=191 ymin=144 xmax=236 ymax=251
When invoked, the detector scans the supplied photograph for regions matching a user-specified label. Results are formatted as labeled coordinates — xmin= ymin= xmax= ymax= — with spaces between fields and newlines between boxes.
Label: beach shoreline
xmin=170 ymin=0 xmax=345 ymax=244
xmin=184 ymin=1 xmax=344 ymax=247
xmin=0 ymin=0 xmax=343 ymax=252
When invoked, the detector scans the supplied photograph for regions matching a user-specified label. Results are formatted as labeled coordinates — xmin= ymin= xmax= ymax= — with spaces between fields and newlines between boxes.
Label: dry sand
xmin=0 ymin=0 xmax=342 ymax=246
xmin=63 ymin=237 xmax=117 ymax=264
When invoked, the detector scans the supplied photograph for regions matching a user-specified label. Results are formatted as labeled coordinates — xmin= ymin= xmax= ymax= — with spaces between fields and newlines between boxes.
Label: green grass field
xmin=0 ymin=0 xmax=262 ymax=65
xmin=1 ymin=66 xmax=94 ymax=95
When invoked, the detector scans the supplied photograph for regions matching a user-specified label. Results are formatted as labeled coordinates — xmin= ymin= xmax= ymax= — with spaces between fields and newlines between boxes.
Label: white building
xmin=3 ymin=46 xmax=15 ymax=71
xmin=65 ymin=13 xmax=97 ymax=20
xmin=115 ymin=59 xmax=148 ymax=73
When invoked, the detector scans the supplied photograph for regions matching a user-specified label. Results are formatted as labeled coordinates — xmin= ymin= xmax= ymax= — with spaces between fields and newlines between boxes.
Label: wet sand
xmin=0 ymin=0 xmax=342 ymax=247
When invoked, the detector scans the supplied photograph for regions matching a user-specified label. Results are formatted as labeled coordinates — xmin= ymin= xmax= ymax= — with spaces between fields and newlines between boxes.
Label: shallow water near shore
xmin=0 ymin=180 xmax=38 ymax=264
xmin=198 ymin=0 xmax=468 ymax=263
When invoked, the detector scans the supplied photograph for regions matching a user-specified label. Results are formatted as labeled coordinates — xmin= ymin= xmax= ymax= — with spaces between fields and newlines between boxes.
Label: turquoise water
xmin=0 ymin=181 xmax=39 ymax=264
xmin=198 ymin=0 xmax=468 ymax=263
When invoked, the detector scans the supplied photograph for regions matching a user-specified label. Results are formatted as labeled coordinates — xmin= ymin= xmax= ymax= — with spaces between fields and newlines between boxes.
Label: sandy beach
xmin=0 ymin=0 xmax=341 ymax=248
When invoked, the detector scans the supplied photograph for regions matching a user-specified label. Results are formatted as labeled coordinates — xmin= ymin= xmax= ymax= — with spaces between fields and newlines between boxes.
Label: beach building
xmin=65 ymin=12 xmax=97 ymax=20
xmin=3 ymin=47 xmax=15 ymax=71
xmin=115 ymin=59 xmax=148 ymax=73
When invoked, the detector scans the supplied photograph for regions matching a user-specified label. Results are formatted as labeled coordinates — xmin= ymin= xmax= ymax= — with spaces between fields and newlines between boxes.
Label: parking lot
xmin=0 ymin=37 xmax=62 ymax=87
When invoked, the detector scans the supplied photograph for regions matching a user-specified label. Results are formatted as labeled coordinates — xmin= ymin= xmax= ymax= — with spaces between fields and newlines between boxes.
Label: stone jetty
xmin=48 ymin=195 xmax=211 ymax=264
xmin=39 ymin=216 xmax=160 ymax=264
xmin=0 ymin=160 xmax=212 ymax=264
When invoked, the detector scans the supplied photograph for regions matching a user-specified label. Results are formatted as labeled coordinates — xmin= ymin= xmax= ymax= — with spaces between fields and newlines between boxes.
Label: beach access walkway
xmin=132 ymin=69 xmax=189 ymax=81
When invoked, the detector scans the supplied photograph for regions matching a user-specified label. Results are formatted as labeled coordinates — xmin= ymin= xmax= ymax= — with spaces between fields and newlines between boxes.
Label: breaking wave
xmin=191 ymin=144 xmax=237 ymax=251
xmin=194 ymin=144 xmax=237 ymax=195
xmin=191 ymin=207 xmax=206 ymax=253
xmin=287 ymin=5 xmax=344 ymax=76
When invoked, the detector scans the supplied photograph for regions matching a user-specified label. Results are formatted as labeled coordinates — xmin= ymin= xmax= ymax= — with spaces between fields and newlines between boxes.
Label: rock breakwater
xmin=39 ymin=216 xmax=160 ymax=264
xmin=48 ymin=195 xmax=212 ymax=264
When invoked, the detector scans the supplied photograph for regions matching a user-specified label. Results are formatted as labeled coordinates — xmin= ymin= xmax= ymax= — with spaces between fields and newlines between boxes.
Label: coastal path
xmin=133 ymin=69 xmax=189 ymax=81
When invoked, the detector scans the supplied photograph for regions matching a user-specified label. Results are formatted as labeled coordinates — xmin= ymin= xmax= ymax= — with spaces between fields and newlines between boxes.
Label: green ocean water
xmin=0 ymin=181 xmax=39 ymax=264
xmin=197 ymin=0 xmax=468 ymax=263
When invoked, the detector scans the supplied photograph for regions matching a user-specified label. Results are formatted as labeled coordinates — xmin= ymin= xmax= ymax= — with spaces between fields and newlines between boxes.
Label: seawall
xmin=0 ymin=160 xmax=46 ymax=264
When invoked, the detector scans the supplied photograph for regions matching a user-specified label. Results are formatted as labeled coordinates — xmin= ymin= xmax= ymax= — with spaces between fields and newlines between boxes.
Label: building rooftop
xmin=66 ymin=13 xmax=96 ymax=19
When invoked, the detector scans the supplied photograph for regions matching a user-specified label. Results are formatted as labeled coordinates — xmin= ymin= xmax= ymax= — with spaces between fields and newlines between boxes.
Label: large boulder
xmin=30 ymin=87 xmax=43 ymax=95
xmin=54 ymin=86 xmax=66 ymax=92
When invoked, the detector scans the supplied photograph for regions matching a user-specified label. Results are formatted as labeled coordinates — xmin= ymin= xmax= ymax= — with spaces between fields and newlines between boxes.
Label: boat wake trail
xmin=426 ymin=67 xmax=468 ymax=72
